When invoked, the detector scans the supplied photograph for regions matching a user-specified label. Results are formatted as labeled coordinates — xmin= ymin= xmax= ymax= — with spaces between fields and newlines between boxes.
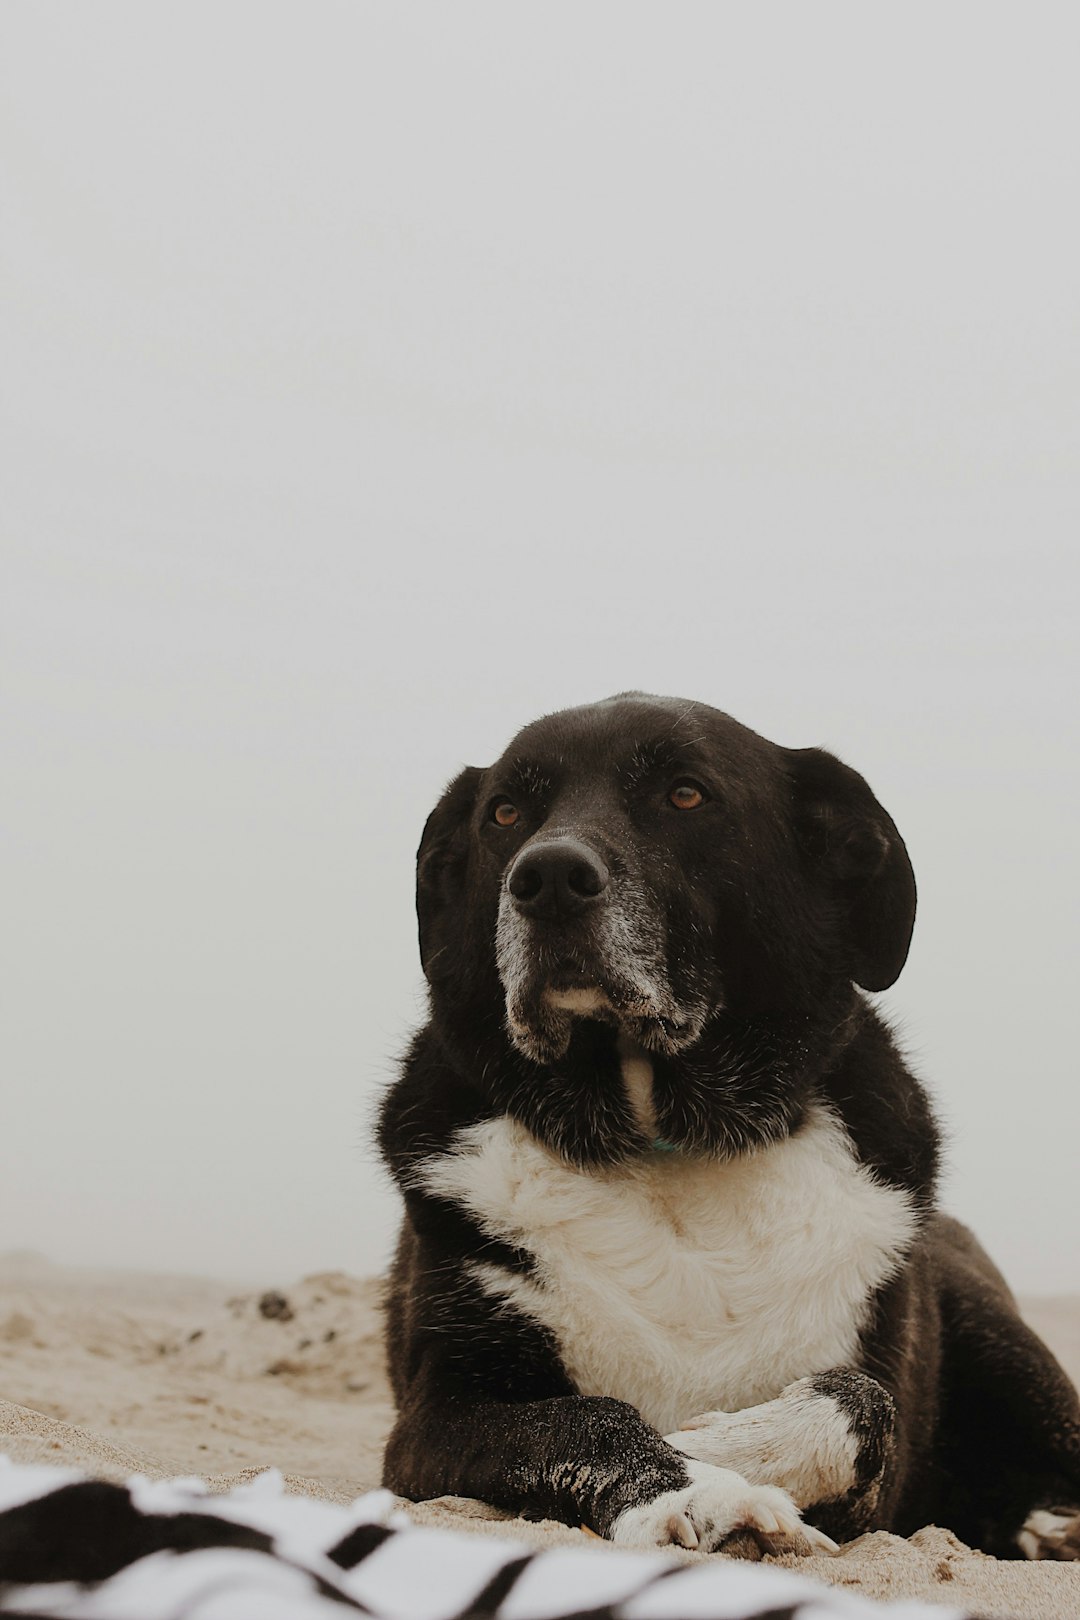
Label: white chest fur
xmin=415 ymin=1106 xmax=917 ymax=1436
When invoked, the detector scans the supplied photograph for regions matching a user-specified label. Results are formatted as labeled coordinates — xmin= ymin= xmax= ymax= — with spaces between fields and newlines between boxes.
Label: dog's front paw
xmin=1018 ymin=1509 xmax=1080 ymax=1560
xmin=609 ymin=1461 xmax=836 ymax=1556
xmin=664 ymin=1407 xmax=739 ymax=1468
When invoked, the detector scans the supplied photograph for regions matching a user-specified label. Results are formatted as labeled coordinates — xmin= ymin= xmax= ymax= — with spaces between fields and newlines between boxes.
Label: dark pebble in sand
xmin=258 ymin=1291 xmax=294 ymax=1322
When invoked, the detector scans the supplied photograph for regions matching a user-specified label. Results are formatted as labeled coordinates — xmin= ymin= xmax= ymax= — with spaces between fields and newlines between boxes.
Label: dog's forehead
xmin=493 ymin=693 xmax=771 ymax=782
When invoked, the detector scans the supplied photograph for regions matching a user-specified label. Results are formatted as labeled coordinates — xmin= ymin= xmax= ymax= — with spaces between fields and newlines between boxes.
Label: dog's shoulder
xmin=378 ymin=1027 xmax=490 ymax=1178
xmin=815 ymin=1001 xmax=940 ymax=1213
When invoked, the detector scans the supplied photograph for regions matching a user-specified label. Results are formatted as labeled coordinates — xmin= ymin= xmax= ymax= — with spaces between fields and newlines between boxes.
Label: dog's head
xmin=415 ymin=694 xmax=914 ymax=1074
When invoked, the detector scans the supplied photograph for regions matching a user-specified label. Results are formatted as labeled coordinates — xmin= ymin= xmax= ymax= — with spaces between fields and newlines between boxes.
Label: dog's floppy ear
xmin=786 ymin=748 xmax=916 ymax=991
xmin=416 ymin=766 xmax=483 ymax=978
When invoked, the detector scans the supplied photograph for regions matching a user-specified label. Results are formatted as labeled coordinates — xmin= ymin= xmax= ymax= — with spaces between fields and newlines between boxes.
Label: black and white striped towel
xmin=0 ymin=1457 xmax=977 ymax=1620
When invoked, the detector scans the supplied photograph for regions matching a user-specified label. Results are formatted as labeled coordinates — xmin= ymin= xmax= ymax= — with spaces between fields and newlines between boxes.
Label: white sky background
xmin=2 ymin=4 xmax=1077 ymax=1292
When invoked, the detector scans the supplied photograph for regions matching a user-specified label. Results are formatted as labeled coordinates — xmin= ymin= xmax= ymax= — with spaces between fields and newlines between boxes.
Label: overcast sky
xmin=3 ymin=3 xmax=1077 ymax=1291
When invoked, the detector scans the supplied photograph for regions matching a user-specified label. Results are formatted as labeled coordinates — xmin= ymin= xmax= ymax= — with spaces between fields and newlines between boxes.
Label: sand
xmin=1 ymin=1250 xmax=1078 ymax=1619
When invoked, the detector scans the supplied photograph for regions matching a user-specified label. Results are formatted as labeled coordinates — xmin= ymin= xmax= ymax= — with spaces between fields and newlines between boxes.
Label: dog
xmin=378 ymin=693 xmax=1080 ymax=1560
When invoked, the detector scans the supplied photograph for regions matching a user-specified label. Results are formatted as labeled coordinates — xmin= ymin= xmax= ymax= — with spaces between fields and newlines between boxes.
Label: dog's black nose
xmin=507 ymin=838 xmax=610 ymax=920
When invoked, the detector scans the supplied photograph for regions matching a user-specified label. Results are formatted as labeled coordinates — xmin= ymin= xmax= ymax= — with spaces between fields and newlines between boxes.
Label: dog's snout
xmin=507 ymin=838 xmax=610 ymax=920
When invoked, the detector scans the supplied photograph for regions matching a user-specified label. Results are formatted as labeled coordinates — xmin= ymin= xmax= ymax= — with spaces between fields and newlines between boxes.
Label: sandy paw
xmin=1018 ymin=1508 xmax=1080 ymax=1561
xmin=610 ymin=1461 xmax=837 ymax=1556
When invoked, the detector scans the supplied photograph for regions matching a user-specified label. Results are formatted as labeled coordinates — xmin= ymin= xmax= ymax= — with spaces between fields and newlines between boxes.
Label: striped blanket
xmin=0 ymin=1458 xmax=976 ymax=1619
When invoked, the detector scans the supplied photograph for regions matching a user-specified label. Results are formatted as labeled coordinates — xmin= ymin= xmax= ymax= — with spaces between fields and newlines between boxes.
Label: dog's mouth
xmin=538 ymin=952 xmax=629 ymax=1023
xmin=542 ymin=955 xmax=608 ymax=1000
xmin=495 ymin=894 xmax=712 ymax=1066
xmin=509 ymin=962 xmax=703 ymax=1065
xmin=544 ymin=984 xmax=611 ymax=1013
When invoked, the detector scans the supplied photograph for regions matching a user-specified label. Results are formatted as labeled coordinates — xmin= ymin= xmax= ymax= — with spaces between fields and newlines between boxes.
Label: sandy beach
xmin=2 ymin=1250 xmax=1078 ymax=1619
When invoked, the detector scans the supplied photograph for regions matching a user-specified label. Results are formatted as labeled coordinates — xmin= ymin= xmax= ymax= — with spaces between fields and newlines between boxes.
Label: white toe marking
xmin=1018 ymin=1508 xmax=1078 ymax=1559
xmin=610 ymin=1460 xmax=813 ymax=1554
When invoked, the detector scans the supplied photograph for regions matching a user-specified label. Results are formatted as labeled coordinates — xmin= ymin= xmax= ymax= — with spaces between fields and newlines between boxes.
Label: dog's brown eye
xmin=669 ymin=782 xmax=705 ymax=810
xmin=493 ymin=800 xmax=520 ymax=827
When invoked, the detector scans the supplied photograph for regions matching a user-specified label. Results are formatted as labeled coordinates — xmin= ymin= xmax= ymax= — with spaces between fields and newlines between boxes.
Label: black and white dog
xmin=378 ymin=693 xmax=1080 ymax=1561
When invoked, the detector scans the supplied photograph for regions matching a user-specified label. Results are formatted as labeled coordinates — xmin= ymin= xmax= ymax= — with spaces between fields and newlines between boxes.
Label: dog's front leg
xmin=666 ymin=1370 xmax=896 ymax=1542
xmin=384 ymin=1389 xmax=833 ymax=1553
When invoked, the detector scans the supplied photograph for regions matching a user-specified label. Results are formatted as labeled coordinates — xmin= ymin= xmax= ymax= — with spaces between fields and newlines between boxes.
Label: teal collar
xmin=650 ymin=1136 xmax=678 ymax=1153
